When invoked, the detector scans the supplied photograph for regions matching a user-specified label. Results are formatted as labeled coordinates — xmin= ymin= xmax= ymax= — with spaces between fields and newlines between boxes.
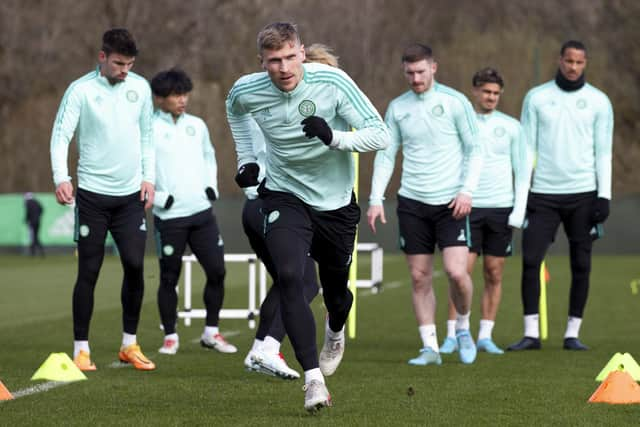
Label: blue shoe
xmin=439 ymin=337 xmax=458 ymax=354
xmin=563 ymin=337 xmax=589 ymax=351
xmin=456 ymin=330 xmax=477 ymax=364
xmin=408 ymin=347 xmax=442 ymax=366
xmin=476 ymin=338 xmax=504 ymax=355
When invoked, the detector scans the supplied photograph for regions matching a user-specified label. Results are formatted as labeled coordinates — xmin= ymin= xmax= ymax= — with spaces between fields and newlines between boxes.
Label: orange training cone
xmin=0 ymin=380 xmax=14 ymax=400
xmin=588 ymin=370 xmax=640 ymax=404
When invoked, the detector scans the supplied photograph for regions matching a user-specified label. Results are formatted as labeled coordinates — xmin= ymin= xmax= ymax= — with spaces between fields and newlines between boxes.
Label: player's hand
xmin=591 ymin=197 xmax=610 ymax=223
xmin=367 ymin=205 xmax=387 ymax=234
xmin=205 ymin=187 xmax=217 ymax=202
xmin=448 ymin=193 xmax=472 ymax=219
xmin=235 ymin=163 xmax=260 ymax=188
xmin=55 ymin=181 xmax=75 ymax=205
xmin=140 ymin=181 xmax=155 ymax=210
xmin=301 ymin=116 xmax=333 ymax=145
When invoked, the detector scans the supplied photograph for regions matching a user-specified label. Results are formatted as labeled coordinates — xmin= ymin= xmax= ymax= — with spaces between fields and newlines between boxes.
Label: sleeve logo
xmin=298 ymin=99 xmax=316 ymax=117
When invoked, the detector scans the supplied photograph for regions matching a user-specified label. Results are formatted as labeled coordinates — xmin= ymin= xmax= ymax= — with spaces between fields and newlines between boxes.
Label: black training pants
xmin=73 ymin=189 xmax=147 ymax=340
xmin=242 ymin=198 xmax=319 ymax=343
xmin=261 ymin=189 xmax=359 ymax=370
xmin=521 ymin=192 xmax=597 ymax=318
xmin=154 ymin=208 xmax=226 ymax=335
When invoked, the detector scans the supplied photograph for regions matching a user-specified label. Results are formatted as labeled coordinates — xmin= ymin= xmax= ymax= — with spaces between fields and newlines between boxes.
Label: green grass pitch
xmin=0 ymin=253 xmax=639 ymax=426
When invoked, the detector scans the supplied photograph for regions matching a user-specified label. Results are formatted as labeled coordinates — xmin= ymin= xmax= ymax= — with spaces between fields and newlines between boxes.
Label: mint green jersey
xmin=152 ymin=111 xmax=217 ymax=220
xmin=521 ymin=81 xmax=613 ymax=199
xmin=473 ymin=111 xmax=530 ymax=227
xmin=226 ymin=62 xmax=389 ymax=211
xmin=241 ymin=119 xmax=267 ymax=201
xmin=50 ymin=67 xmax=154 ymax=195
xmin=369 ymin=82 xmax=481 ymax=206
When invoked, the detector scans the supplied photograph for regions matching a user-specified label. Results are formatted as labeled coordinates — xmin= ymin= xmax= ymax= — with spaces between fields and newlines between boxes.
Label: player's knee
xmin=204 ymin=265 xmax=226 ymax=286
xmin=121 ymin=253 xmax=144 ymax=275
xmin=484 ymin=266 xmax=502 ymax=286
xmin=522 ymin=250 xmax=544 ymax=270
xmin=570 ymin=252 xmax=591 ymax=276
xmin=409 ymin=267 xmax=431 ymax=286
xmin=159 ymin=271 xmax=179 ymax=290
xmin=444 ymin=266 xmax=467 ymax=285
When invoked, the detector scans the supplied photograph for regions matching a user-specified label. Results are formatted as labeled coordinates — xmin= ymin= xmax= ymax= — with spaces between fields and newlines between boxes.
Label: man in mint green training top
xmin=367 ymin=44 xmax=482 ymax=367
xmin=226 ymin=22 xmax=389 ymax=412
xmin=150 ymin=68 xmax=237 ymax=357
xmin=50 ymin=28 xmax=156 ymax=372
xmin=440 ymin=68 xmax=530 ymax=356
xmin=508 ymin=40 xmax=613 ymax=352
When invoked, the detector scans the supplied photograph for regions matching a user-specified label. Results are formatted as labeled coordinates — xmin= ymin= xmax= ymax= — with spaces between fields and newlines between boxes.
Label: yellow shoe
xmin=118 ymin=344 xmax=156 ymax=371
xmin=74 ymin=350 xmax=97 ymax=371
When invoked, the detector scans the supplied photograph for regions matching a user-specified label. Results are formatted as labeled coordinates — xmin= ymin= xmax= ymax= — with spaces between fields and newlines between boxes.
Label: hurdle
xmin=355 ymin=242 xmax=384 ymax=293
xmin=177 ymin=254 xmax=268 ymax=328
xmin=178 ymin=243 xmax=383 ymax=328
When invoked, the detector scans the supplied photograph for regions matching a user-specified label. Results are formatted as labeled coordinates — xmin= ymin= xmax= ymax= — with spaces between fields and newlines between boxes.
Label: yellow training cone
xmin=596 ymin=353 xmax=640 ymax=382
xmin=31 ymin=353 xmax=87 ymax=382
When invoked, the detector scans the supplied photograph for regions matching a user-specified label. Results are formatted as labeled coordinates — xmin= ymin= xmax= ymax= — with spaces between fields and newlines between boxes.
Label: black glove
xmin=205 ymin=187 xmax=217 ymax=201
xmin=164 ymin=195 xmax=174 ymax=209
xmin=235 ymin=163 xmax=260 ymax=188
xmin=301 ymin=116 xmax=333 ymax=145
xmin=591 ymin=197 xmax=610 ymax=223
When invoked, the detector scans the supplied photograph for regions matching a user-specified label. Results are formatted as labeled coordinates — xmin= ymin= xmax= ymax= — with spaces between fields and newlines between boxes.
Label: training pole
xmin=539 ymin=261 xmax=548 ymax=340
xmin=348 ymin=152 xmax=359 ymax=339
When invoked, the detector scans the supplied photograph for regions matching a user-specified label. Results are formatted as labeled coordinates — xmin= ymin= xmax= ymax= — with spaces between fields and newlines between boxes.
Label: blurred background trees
xmin=1 ymin=0 xmax=638 ymax=197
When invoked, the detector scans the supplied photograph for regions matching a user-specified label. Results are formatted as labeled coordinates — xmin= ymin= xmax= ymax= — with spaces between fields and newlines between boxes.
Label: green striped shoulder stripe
xmin=227 ymin=74 xmax=272 ymax=106
xmin=436 ymin=84 xmax=477 ymax=132
xmin=54 ymin=71 xmax=97 ymax=128
xmin=304 ymin=70 xmax=379 ymax=120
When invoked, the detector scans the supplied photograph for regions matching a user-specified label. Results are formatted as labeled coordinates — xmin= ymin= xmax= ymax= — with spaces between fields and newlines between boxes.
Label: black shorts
xmin=74 ymin=188 xmax=146 ymax=246
xmin=396 ymin=195 xmax=469 ymax=254
xmin=468 ymin=207 xmax=513 ymax=256
xmin=260 ymin=188 xmax=360 ymax=267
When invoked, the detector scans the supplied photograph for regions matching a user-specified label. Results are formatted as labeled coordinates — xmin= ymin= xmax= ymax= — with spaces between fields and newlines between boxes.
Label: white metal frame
xmin=178 ymin=254 xmax=267 ymax=328
xmin=178 ymin=243 xmax=384 ymax=328
xmin=355 ymin=242 xmax=384 ymax=293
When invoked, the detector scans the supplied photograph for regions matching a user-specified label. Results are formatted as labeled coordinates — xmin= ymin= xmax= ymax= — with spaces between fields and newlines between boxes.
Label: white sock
xmin=304 ymin=368 xmax=325 ymax=384
xmin=204 ymin=326 xmax=219 ymax=337
xmin=164 ymin=333 xmax=178 ymax=342
xmin=263 ymin=336 xmax=281 ymax=354
xmin=326 ymin=318 xmax=344 ymax=340
xmin=478 ymin=319 xmax=495 ymax=341
xmin=73 ymin=340 xmax=90 ymax=358
xmin=122 ymin=333 xmax=136 ymax=347
xmin=418 ymin=324 xmax=439 ymax=352
xmin=524 ymin=314 xmax=540 ymax=338
xmin=564 ymin=316 xmax=582 ymax=338
xmin=455 ymin=311 xmax=471 ymax=331
xmin=250 ymin=339 xmax=263 ymax=352
xmin=446 ymin=320 xmax=457 ymax=339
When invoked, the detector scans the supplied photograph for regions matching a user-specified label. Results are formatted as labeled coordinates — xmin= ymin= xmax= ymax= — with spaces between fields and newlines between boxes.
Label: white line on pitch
xmin=8 ymin=381 xmax=73 ymax=399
